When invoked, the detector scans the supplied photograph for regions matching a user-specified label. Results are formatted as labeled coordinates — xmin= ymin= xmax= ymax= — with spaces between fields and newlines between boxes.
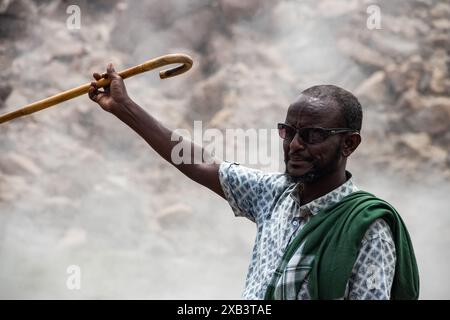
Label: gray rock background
xmin=0 ymin=0 xmax=449 ymax=299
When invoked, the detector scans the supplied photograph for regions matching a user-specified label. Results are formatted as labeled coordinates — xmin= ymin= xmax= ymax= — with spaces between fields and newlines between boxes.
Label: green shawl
xmin=264 ymin=190 xmax=419 ymax=300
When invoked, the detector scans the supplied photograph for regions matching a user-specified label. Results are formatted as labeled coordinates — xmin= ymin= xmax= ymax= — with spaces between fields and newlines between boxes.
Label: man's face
xmin=282 ymin=95 xmax=347 ymax=183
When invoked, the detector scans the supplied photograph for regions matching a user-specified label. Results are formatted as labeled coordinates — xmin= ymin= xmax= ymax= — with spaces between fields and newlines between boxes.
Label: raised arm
xmin=88 ymin=63 xmax=225 ymax=198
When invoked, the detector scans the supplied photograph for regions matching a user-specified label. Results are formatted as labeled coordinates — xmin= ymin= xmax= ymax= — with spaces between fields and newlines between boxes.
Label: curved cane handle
xmin=100 ymin=53 xmax=193 ymax=82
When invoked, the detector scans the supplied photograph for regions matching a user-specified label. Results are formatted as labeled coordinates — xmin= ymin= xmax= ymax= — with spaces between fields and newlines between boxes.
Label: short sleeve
xmin=218 ymin=162 xmax=288 ymax=223
xmin=346 ymin=218 xmax=396 ymax=300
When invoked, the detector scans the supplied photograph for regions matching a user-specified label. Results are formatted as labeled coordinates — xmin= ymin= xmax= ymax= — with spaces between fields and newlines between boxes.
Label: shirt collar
xmin=289 ymin=171 xmax=358 ymax=217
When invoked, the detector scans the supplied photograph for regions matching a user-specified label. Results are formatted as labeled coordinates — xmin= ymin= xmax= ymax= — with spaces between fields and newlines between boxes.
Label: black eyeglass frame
xmin=277 ymin=123 xmax=359 ymax=144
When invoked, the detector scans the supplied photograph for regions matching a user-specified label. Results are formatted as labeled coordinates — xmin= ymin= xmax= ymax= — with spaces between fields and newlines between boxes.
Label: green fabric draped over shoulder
xmin=264 ymin=190 xmax=420 ymax=300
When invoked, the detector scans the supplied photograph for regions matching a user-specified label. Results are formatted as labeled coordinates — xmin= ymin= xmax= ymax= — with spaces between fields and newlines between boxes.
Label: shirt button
xmin=292 ymin=220 xmax=299 ymax=227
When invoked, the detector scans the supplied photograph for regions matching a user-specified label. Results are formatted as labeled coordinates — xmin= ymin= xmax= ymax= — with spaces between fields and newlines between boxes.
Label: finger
xmin=88 ymin=83 xmax=98 ymax=102
xmin=107 ymin=63 xmax=121 ymax=80
xmin=93 ymin=72 xmax=102 ymax=81
xmin=91 ymin=80 xmax=108 ymax=94
xmin=107 ymin=63 xmax=115 ymax=73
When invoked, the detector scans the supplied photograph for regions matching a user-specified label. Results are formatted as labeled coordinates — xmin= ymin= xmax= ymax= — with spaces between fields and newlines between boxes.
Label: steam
xmin=0 ymin=0 xmax=448 ymax=299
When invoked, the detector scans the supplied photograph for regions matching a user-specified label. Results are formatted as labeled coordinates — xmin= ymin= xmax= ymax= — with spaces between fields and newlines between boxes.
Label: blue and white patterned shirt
xmin=218 ymin=162 xmax=396 ymax=300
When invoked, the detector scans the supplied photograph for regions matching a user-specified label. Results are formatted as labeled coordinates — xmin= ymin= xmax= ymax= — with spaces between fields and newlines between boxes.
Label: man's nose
xmin=289 ymin=133 xmax=307 ymax=151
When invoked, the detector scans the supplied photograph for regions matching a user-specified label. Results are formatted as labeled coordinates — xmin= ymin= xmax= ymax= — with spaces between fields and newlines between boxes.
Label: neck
xmin=299 ymin=170 xmax=347 ymax=205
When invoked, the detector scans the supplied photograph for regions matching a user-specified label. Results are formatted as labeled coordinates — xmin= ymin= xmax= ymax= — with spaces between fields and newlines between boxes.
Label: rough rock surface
xmin=0 ymin=0 xmax=449 ymax=299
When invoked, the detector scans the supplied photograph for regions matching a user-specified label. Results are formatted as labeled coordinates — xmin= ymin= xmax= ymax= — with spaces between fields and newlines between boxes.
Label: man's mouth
xmin=286 ymin=153 xmax=315 ymax=173
xmin=289 ymin=159 xmax=309 ymax=166
xmin=288 ymin=156 xmax=312 ymax=164
xmin=287 ymin=158 xmax=314 ymax=172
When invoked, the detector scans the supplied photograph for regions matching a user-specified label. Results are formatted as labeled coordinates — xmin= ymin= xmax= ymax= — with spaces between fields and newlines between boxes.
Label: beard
xmin=285 ymin=145 xmax=342 ymax=184
xmin=286 ymin=170 xmax=322 ymax=184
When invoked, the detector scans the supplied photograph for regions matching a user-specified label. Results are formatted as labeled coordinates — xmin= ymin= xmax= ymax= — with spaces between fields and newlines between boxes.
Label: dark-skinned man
xmin=89 ymin=63 xmax=419 ymax=300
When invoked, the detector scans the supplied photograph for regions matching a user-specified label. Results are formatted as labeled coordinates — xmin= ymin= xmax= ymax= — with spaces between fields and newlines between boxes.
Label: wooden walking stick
xmin=0 ymin=53 xmax=193 ymax=124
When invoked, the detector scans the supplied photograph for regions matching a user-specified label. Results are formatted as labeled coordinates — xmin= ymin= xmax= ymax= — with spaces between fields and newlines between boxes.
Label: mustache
xmin=285 ymin=153 xmax=314 ymax=162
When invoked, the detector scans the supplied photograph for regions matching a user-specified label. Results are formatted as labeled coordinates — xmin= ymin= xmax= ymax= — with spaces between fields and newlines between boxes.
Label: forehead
xmin=285 ymin=94 xmax=344 ymax=128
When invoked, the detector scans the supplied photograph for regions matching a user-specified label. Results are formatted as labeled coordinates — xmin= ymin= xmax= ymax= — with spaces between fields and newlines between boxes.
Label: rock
xmin=385 ymin=55 xmax=424 ymax=94
xmin=396 ymin=89 xmax=424 ymax=111
xmin=209 ymin=108 xmax=233 ymax=128
xmin=398 ymin=132 xmax=448 ymax=164
xmin=43 ymin=196 xmax=75 ymax=207
xmin=354 ymin=71 xmax=387 ymax=102
xmin=430 ymin=3 xmax=450 ymax=19
xmin=422 ymin=96 xmax=450 ymax=109
xmin=57 ymin=228 xmax=87 ymax=248
xmin=219 ymin=0 xmax=265 ymax=21
xmin=106 ymin=175 xmax=128 ymax=189
xmin=406 ymin=98 xmax=450 ymax=136
xmin=187 ymin=70 xmax=228 ymax=123
xmin=382 ymin=15 xmax=430 ymax=39
xmin=413 ymin=0 xmax=433 ymax=6
xmin=427 ymin=33 xmax=450 ymax=50
xmin=337 ymin=39 xmax=394 ymax=70
xmin=0 ymin=0 xmax=37 ymax=39
xmin=0 ymin=174 xmax=28 ymax=202
xmin=171 ymin=8 xmax=217 ymax=51
xmin=370 ymin=32 xmax=419 ymax=57
xmin=428 ymin=49 xmax=449 ymax=94
xmin=0 ymin=84 xmax=12 ymax=108
xmin=316 ymin=0 xmax=357 ymax=18
xmin=45 ymin=31 xmax=87 ymax=62
xmin=0 ymin=152 xmax=42 ymax=176
xmin=156 ymin=203 xmax=193 ymax=229
xmin=116 ymin=1 xmax=128 ymax=11
xmin=0 ymin=0 xmax=12 ymax=13
xmin=432 ymin=19 xmax=450 ymax=30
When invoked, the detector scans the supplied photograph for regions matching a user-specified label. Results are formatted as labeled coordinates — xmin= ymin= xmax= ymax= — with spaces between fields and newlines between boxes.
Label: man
xmin=88 ymin=64 xmax=419 ymax=300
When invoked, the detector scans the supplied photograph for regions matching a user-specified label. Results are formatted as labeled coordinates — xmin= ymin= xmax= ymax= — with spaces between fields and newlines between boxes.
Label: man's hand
xmin=87 ymin=63 xmax=225 ymax=199
xmin=88 ymin=63 xmax=131 ymax=113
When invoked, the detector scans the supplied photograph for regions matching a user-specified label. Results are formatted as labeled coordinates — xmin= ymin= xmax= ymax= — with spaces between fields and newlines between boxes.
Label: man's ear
xmin=341 ymin=133 xmax=361 ymax=157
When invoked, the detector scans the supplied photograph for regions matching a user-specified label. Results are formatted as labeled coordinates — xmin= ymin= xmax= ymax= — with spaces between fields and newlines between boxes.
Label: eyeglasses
xmin=277 ymin=123 xmax=357 ymax=144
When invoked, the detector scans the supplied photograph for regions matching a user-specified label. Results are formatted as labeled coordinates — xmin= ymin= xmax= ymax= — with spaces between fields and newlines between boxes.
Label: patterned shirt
xmin=218 ymin=162 xmax=396 ymax=300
